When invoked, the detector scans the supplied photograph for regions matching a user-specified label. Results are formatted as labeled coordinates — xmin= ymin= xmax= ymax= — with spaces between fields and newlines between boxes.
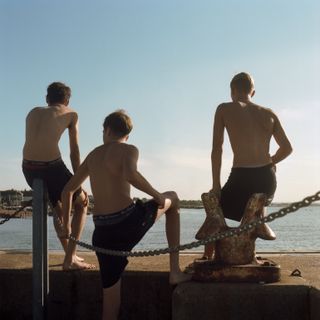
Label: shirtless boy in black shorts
xmin=22 ymin=82 xmax=92 ymax=269
xmin=203 ymin=72 xmax=293 ymax=260
xmin=62 ymin=110 xmax=190 ymax=320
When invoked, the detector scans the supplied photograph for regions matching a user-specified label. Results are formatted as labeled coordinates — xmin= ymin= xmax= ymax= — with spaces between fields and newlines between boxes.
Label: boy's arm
xmin=68 ymin=112 xmax=81 ymax=173
xmin=211 ymin=105 xmax=225 ymax=196
xmin=123 ymin=145 xmax=165 ymax=207
xmin=271 ymin=113 xmax=293 ymax=165
xmin=61 ymin=158 xmax=89 ymax=237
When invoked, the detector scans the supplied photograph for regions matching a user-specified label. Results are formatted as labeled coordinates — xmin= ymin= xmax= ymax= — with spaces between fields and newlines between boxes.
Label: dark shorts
xmin=92 ymin=199 xmax=158 ymax=288
xmin=22 ymin=158 xmax=81 ymax=208
xmin=220 ymin=164 xmax=277 ymax=222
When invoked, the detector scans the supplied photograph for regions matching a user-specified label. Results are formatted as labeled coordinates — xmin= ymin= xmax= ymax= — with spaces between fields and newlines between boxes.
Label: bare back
xmin=23 ymin=105 xmax=77 ymax=161
xmin=215 ymin=102 xmax=279 ymax=167
xmin=86 ymin=143 xmax=133 ymax=214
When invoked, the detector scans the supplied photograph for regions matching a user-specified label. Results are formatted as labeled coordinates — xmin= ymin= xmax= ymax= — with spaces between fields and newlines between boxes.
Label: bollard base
xmin=191 ymin=257 xmax=280 ymax=283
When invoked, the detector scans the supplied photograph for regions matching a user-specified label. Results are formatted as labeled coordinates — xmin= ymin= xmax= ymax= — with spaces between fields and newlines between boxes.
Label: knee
xmin=164 ymin=191 xmax=179 ymax=207
xmin=74 ymin=190 xmax=89 ymax=211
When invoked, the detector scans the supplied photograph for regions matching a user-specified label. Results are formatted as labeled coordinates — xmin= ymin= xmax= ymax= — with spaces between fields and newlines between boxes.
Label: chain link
xmin=68 ymin=191 xmax=320 ymax=257
xmin=0 ymin=200 xmax=33 ymax=225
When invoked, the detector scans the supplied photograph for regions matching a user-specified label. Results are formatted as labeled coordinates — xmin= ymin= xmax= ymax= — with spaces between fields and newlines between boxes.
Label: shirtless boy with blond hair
xmin=22 ymin=82 xmax=92 ymax=268
xmin=202 ymin=72 xmax=293 ymax=260
xmin=62 ymin=110 xmax=190 ymax=320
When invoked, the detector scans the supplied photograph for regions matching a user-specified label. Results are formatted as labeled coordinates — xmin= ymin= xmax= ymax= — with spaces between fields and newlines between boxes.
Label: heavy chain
xmin=69 ymin=191 xmax=320 ymax=257
xmin=0 ymin=200 xmax=33 ymax=225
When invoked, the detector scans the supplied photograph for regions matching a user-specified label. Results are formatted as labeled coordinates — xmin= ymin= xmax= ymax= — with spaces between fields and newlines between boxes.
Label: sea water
xmin=0 ymin=206 xmax=319 ymax=252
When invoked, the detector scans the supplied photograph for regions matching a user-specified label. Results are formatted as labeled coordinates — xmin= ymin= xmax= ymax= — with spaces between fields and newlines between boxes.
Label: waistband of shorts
xmin=23 ymin=157 xmax=63 ymax=167
xmin=93 ymin=202 xmax=135 ymax=225
xmin=232 ymin=163 xmax=273 ymax=172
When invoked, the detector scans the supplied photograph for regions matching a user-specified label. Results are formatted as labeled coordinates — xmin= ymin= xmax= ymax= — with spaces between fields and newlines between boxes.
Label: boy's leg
xmin=71 ymin=190 xmax=89 ymax=246
xmin=52 ymin=203 xmax=85 ymax=261
xmin=254 ymin=207 xmax=276 ymax=240
xmin=155 ymin=191 xmax=191 ymax=284
xmin=63 ymin=191 xmax=95 ymax=269
xmin=52 ymin=202 xmax=69 ymax=251
xmin=102 ymin=279 xmax=121 ymax=320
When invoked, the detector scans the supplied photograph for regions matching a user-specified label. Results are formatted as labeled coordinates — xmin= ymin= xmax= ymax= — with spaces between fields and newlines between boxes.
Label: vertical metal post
xmin=32 ymin=179 xmax=49 ymax=320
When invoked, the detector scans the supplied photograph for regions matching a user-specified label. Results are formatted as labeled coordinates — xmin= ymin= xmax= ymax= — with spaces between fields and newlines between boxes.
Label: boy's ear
xmin=251 ymin=90 xmax=255 ymax=98
xmin=104 ymin=127 xmax=111 ymax=136
xmin=125 ymin=135 xmax=129 ymax=141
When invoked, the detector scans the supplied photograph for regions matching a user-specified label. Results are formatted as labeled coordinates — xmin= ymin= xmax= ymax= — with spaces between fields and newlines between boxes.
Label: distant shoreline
xmin=1 ymin=202 xmax=319 ymax=219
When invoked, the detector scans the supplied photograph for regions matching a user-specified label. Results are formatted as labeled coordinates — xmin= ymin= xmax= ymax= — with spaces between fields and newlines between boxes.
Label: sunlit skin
xmin=23 ymin=98 xmax=91 ymax=267
xmin=62 ymin=123 xmax=191 ymax=320
xmin=203 ymin=79 xmax=292 ymax=259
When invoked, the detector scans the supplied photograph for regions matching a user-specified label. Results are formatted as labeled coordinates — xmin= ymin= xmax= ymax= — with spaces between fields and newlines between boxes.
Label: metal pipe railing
xmin=32 ymin=179 xmax=49 ymax=320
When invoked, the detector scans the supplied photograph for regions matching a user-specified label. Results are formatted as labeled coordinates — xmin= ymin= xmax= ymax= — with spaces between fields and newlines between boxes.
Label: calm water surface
xmin=0 ymin=206 xmax=319 ymax=252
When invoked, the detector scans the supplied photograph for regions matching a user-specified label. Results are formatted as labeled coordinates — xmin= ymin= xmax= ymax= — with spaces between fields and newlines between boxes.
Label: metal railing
xmin=32 ymin=179 xmax=48 ymax=320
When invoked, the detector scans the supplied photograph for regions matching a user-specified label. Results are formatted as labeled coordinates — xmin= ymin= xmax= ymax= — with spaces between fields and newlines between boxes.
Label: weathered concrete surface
xmin=173 ymin=277 xmax=310 ymax=320
xmin=0 ymin=251 xmax=319 ymax=320
xmin=310 ymin=287 xmax=320 ymax=320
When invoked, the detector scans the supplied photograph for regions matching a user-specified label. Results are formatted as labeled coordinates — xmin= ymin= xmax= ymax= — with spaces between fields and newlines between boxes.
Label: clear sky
xmin=1 ymin=0 xmax=319 ymax=202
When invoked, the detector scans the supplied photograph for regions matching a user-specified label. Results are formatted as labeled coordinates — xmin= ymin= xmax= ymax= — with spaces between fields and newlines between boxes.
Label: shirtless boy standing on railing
xmin=22 ymin=82 xmax=92 ymax=269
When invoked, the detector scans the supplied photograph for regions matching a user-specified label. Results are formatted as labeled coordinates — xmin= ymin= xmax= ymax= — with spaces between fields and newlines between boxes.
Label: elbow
xmin=211 ymin=147 xmax=222 ymax=160
xmin=286 ymin=143 xmax=293 ymax=157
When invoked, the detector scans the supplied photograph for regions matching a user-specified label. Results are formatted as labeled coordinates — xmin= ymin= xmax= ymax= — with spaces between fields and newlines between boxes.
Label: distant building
xmin=0 ymin=190 xmax=23 ymax=207
xmin=22 ymin=189 xmax=33 ymax=203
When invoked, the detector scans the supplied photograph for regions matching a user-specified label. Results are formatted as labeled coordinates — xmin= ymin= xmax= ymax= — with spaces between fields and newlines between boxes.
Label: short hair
xmin=103 ymin=110 xmax=133 ymax=137
xmin=46 ymin=82 xmax=71 ymax=104
xmin=230 ymin=72 xmax=254 ymax=94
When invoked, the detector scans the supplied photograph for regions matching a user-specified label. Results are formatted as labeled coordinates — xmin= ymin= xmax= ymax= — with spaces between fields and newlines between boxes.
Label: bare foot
xmin=63 ymin=259 xmax=95 ymax=271
xmin=75 ymin=255 xmax=84 ymax=262
xmin=194 ymin=255 xmax=212 ymax=262
xmin=169 ymin=271 xmax=192 ymax=285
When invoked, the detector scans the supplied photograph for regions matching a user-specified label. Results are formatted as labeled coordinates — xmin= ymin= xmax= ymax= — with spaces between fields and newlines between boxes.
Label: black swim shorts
xmin=22 ymin=158 xmax=81 ymax=208
xmin=220 ymin=164 xmax=277 ymax=222
xmin=92 ymin=199 xmax=158 ymax=288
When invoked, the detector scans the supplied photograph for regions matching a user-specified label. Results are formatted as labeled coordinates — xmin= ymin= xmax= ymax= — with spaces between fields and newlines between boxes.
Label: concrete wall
xmin=0 ymin=269 xmax=319 ymax=320
xmin=172 ymin=280 xmax=311 ymax=320
xmin=0 ymin=269 xmax=173 ymax=320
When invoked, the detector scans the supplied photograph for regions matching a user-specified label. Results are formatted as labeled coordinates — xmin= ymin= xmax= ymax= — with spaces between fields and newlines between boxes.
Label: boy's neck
xmin=104 ymin=137 xmax=126 ymax=145
xmin=48 ymin=103 xmax=67 ymax=107
xmin=233 ymin=95 xmax=252 ymax=103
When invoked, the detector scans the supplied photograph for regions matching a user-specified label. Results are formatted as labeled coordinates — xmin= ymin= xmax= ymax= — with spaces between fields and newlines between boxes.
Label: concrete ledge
xmin=310 ymin=287 xmax=320 ymax=320
xmin=0 ymin=269 xmax=173 ymax=320
xmin=0 ymin=252 xmax=319 ymax=319
xmin=173 ymin=277 xmax=311 ymax=320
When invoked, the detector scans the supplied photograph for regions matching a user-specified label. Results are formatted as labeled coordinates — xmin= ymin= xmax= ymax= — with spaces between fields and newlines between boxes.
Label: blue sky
xmin=1 ymin=0 xmax=319 ymax=202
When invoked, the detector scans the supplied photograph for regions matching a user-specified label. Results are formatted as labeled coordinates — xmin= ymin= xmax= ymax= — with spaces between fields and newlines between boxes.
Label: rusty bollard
xmin=191 ymin=192 xmax=280 ymax=283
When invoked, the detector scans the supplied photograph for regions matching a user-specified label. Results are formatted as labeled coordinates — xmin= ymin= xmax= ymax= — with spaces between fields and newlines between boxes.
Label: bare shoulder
xmin=121 ymin=143 xmax=139 ymax=156
xmin=251 ymin=103 xmax=278 ymax=117
xmin=85 ymin=145 xmax=105 ymax=165
xmin=62 ymin=106 xmax=78 ymax=127
xmin=26 ymin=106 xmax=43 ymax=117
xmin=112 ymin=144 xmax=139 ymax=164
xmin=88 ymin=145 xmax=104 ymax=156
xmin=63 ymin=106 xmax=78 ymax=117
xmin=216 ymin=102 xmax=230 ymax=112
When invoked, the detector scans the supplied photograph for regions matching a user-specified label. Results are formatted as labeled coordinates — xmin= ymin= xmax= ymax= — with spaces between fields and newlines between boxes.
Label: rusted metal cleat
xmin=192 ymin=192 xmax=280 ymax=283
